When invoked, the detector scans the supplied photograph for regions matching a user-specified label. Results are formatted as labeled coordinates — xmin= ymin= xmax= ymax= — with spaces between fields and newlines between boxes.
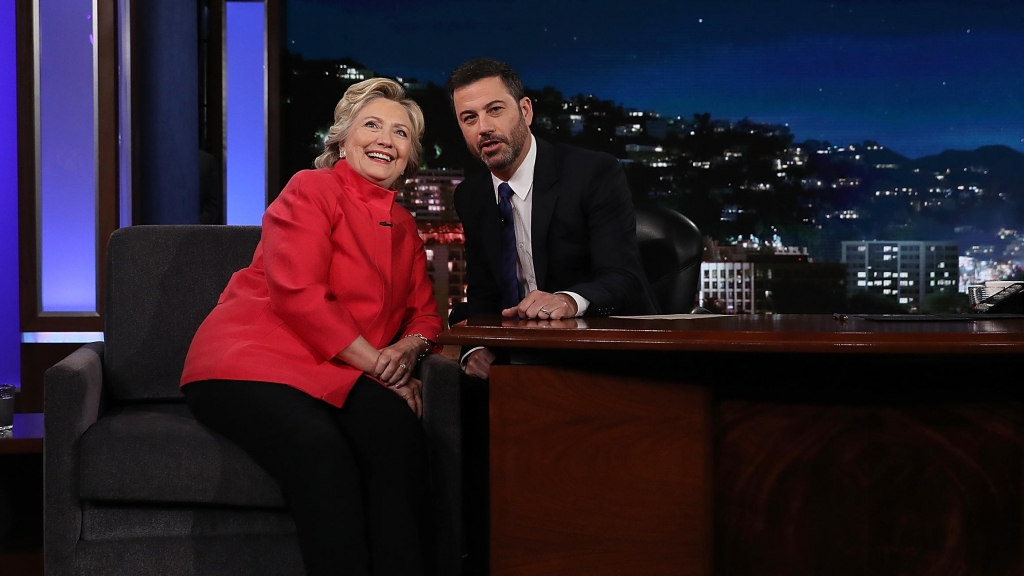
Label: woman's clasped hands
xmin=373 ymin=336 xmax=428 ymax=417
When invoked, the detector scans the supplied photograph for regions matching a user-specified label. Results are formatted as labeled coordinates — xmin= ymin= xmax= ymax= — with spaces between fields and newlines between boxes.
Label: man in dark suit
xmin=446 ymin=58 xmax=658 ymax=379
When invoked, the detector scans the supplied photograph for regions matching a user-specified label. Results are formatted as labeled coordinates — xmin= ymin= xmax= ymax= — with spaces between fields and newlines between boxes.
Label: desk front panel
xmin=488 ymin=365 xmax=710 ymax=576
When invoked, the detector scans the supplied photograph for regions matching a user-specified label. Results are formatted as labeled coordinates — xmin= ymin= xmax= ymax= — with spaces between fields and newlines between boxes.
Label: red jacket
xmin=181 ymin=160 xmax=442 ymax=407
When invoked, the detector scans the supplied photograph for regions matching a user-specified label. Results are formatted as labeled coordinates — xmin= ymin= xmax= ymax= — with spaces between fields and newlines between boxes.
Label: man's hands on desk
xmin=460 ymin=290 xmax=581 ymax=379
xmin=502 ymin=290 xmax=578 ymax=320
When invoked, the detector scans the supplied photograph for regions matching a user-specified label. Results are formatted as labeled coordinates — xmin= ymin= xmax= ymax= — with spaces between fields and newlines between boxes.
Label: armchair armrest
xmin=43 ymin=342 xmax=105 ymax=576
xmin=419 ymin=353 xmax=464 ymax=574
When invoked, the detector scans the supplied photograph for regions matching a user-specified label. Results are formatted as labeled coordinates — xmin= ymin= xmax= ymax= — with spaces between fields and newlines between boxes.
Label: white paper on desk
xmin=609 ymin=313 xmax=730 ymax=319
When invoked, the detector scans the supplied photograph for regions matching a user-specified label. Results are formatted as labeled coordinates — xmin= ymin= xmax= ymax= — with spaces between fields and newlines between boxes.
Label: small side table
xmin=1 ymin=413 xmax=44 ymax=576
xmin=0 ymin=414 xmax=44 ymax=454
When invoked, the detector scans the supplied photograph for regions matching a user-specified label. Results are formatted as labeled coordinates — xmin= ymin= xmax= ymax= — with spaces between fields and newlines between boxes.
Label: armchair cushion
xmin=78 ymin=406 xmax=284 ymax=508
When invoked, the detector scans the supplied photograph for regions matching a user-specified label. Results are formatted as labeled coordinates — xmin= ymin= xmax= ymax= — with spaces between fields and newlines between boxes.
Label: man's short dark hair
xmin=445 ymin=58 xmax=526 ymax=107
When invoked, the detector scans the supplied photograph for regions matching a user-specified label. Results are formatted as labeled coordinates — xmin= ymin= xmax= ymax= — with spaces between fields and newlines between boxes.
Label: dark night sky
xmin=285 ymin=0 xmax=1024 ymax=159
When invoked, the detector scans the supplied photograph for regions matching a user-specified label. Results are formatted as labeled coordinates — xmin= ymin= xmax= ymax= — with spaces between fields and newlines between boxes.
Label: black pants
xmin=182 ymin=377 xmax=435 ymax=576
xmin=461 ymin=374 xmax=490 ymax=576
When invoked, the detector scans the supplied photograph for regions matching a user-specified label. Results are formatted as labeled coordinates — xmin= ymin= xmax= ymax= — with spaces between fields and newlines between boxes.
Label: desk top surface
xmin=438 ymin=314 xmax=1024 ymax=354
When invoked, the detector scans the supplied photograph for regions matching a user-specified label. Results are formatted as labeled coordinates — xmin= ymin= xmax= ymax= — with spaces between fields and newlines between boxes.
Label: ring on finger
xmin=399 ymin=363 xmax=407 ymax=370
xmin=540 ymin=307 xmax=550 ymax=316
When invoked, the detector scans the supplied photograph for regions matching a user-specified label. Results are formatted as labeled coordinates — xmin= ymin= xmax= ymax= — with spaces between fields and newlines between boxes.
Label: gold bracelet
xmin=406 ymin=333 xmax=435 ymax=359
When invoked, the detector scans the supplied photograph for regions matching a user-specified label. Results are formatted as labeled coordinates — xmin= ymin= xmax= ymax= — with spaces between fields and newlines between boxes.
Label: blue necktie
xmin=497 ymin=183 xmax=520 ymax=308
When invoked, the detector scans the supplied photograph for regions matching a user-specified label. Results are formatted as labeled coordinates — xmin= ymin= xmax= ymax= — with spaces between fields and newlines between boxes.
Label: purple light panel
xmin=1 ymin=0 xmax=20 ymax=385
xmin=38 ymin=0 xmax=97 ymax=312
xmin=226 ymin=2 xmax=266 ymax=225
xmin=117 ymin=0 xmax=131 ymax=228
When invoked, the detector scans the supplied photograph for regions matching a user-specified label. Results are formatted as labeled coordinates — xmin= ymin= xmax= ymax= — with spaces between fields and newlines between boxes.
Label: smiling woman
xmin=181 ymin=77 xmax=443 ymax=576
xmin=342 ymin=99 xmax=414 ymax=189
xmin=314 ymin=77 xmax=424 ymax=183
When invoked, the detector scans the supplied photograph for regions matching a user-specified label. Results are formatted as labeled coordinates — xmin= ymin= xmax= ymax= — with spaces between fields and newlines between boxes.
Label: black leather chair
xmin=44 ymin=225 xmax=463 ymax=576
xmin=634 ymin=205 xmax=704 ymax=313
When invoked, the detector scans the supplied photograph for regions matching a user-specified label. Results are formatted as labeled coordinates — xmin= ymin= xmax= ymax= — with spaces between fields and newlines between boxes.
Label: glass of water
xmin=0 ymin=383 xmax=15 ymax=431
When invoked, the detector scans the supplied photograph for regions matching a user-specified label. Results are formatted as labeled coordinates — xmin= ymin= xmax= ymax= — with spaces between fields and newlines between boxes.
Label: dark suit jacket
xmin=454 ymin=137 xmax=659 ymax=321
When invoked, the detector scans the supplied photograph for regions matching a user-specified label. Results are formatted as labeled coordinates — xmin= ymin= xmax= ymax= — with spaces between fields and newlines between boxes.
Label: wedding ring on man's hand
xmin=540 ymin=307 xmax=550 ymax=316
xmin=399 ymin=363 xmax=407 ymax=370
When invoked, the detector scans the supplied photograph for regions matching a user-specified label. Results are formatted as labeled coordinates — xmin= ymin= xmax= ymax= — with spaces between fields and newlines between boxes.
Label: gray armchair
xmin=44 ymin=225 xmax=464 ymax=576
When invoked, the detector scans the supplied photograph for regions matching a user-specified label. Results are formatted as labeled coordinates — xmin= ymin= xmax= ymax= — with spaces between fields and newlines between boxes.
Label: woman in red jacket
xmin=181 ymin=78 xmax=443 ymax=576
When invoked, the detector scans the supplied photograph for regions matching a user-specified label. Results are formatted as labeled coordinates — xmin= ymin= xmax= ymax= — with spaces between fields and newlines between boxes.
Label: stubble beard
xmin=475 ymin=114 xmax=530 ymax=173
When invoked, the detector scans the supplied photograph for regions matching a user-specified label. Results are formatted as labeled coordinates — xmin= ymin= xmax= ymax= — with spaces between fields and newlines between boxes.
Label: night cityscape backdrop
xmin=284 ymin=0 xmax=1023 ymax=159
xmin=277 ymin=0 xmax=1024 ymax=313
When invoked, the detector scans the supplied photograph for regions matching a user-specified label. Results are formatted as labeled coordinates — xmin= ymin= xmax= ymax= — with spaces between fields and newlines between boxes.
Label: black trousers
xmin=461 ymin=374 xmax=490 ymax=576
xmin=182 ymin=377 xmax=435 ymax=576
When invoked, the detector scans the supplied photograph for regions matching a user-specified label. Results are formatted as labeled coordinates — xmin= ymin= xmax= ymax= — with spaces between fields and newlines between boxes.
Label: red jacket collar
xmin=332 ymin=159 xmax=397 ymax=210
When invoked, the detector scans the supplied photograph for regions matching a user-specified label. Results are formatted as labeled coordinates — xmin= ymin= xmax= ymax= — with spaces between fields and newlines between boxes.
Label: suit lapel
xmin=531 ymin=138 xmax=561 ymax=291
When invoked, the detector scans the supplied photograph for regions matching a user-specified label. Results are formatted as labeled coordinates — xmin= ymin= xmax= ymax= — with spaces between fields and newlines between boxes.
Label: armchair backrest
xmin=103 ymin=225 xmax=262 ymax=401
xmin=634 ymin=206 xmax=703 ymax=314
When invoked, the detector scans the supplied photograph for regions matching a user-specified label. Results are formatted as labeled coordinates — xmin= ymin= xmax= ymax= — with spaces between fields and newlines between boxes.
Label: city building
xmin=423 ymin=242 xmax=467 ymax=320
xmin=754 ymin=262 xmax=847 ymax=313
xmin=397 ymin=169 xmax=464 ymax=222
xmin=701 ymin=241 xmax=846 ymax=313
xmin=842 ymin=240 xmax=959 ymax=309
xmin=700 ymin=262 xmax=756 ymax=313
xmin=418 ymin=223 xmax=468 ymax=320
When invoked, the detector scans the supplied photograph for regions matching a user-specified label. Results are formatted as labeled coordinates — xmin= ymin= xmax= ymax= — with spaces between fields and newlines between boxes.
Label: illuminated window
xmin=226 ymin=1 xmax=267 ymax=224
xmin=38 ymin=0 xmax=97 ymax=311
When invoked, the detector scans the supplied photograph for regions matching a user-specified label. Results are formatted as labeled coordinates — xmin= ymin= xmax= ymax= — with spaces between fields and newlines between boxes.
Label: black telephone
xmin=972 ymin=282 xmax=1024 ymax=314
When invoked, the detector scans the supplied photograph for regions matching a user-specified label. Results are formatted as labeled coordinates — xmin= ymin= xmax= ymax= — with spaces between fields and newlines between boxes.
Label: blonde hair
xmin=313 ymin=78 xmax=425 ymax=173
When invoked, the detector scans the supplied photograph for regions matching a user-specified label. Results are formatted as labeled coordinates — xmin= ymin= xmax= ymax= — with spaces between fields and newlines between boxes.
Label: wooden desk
xmin=440 ymin=314 xmax=1024 ymax=576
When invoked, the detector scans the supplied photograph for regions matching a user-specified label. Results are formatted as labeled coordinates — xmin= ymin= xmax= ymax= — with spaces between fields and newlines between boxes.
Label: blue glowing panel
xmin=226 ymin=2 xmax=266 ymax=225
xmin=38 ymin=0 xmax=97 ymax=312
xmin=21 ymin=331 xmax=104 ymax=344
xmin=0 ymin=0 xmax=20 ymax=385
